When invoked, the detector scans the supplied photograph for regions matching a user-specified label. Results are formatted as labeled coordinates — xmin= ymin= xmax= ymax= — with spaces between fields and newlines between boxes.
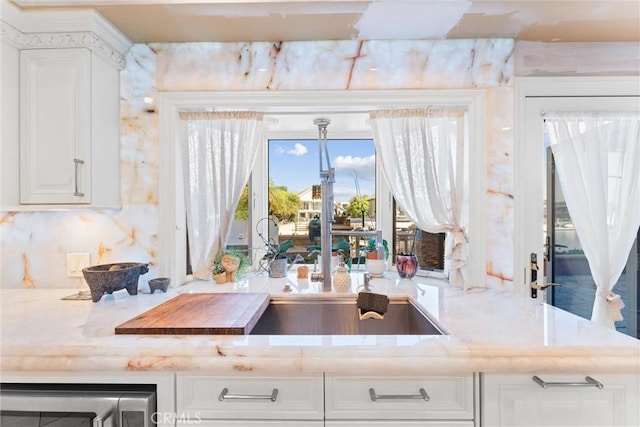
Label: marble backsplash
xmin=1 ymin=38 xmax=515 ymax=289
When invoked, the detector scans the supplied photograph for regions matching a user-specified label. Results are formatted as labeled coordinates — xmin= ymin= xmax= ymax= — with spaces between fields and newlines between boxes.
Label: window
xmin=267 ymin=138 xmax=376 ymax=264
xmin=160 ymin=90 xmax=486 ymax=287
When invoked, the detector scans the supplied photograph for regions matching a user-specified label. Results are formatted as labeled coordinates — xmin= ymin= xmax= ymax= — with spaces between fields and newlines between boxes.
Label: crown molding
xmin=1 ymin=1 xmax=131 ymax=70
xmin=1 ymin=21 xmax=127 ymax=69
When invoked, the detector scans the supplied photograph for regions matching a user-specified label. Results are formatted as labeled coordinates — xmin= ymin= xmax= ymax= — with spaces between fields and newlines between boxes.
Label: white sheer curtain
xmin=180 ymin=111 xmax=264 ymax=280
xmin=545 ymin=112 xmax=640 ymax=328
xmin=369 ymin=109 xmax=470 ymax=289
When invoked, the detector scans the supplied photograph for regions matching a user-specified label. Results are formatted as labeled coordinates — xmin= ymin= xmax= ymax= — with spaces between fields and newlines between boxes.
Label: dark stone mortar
xmin=82 ymin=263 xmax=149 ymax=303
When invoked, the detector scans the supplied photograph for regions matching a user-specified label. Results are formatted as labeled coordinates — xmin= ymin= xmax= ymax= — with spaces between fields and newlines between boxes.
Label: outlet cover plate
xmin=66 ymin=253 xmax=91 ymax=277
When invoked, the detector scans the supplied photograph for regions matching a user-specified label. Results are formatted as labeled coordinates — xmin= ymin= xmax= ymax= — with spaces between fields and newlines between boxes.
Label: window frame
xmin=158 ymin=90 xmax=486 ymax=287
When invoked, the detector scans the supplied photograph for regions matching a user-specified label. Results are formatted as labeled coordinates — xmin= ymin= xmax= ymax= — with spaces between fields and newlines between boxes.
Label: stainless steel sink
xmin=250 ymin=298 xmax=444 ymax=335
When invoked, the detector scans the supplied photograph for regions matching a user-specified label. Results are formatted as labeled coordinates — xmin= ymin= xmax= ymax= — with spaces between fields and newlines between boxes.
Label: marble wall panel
xmin=154 ymin=39 xmax=514 ymax=91
xmin=0 ymin=205 xmax=159 ymax=289
xmin=1 ymin=38 xmax=516 ymax=290
xmin=121 ymin=44 xmax=158 ymax=205
xmin=486 ymin=87 xmax=514 ymax=288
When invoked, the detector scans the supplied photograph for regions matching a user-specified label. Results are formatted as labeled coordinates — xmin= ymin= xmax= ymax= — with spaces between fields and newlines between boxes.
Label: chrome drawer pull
xmin=369 ymin=387 xmax=430 ymax=401
xmin=218 ymin=387 xmax=279 ymax=402
xmin=532 ymin=376 xmax=604 ymax=389
xmin=73 ymin=158 xmax=85 ymax=197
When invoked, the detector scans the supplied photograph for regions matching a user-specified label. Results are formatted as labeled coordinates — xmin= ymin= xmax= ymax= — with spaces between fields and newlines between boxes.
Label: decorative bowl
xmin=82 ymin=262 xmax=149 ymax=302
xmin=148 ymin=277 xmax=171 ymax=293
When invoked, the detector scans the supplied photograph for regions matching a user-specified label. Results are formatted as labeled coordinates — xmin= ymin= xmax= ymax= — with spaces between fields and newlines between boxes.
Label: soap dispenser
xmin=332 ymin=254 xmax=352 ymax=293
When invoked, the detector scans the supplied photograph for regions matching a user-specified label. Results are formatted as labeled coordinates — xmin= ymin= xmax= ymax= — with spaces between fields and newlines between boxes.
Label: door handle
xmin=73 ymin=158 xmax=85 ymax=197
xmin=93 ymin=407 xmax=115 ymax=427
xmin=530 ymin=252 xmax=539 ymax=298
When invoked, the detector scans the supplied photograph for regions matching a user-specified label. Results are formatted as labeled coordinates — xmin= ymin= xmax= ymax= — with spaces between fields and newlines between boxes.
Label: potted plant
xmin=262 ymin=238 xmax=295 ymax=278
xmin=264 ymin=238 xmax=294 ymax=260
xmin=361 ymin=237 xmax=388 ymax=277
xmin=211 ymin=248 xmax=250 ymax=284
xmin=365 ymin=237 xmax=389 ymax=260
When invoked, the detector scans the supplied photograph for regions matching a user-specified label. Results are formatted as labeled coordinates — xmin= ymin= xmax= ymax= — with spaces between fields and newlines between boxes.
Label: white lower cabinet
xmin=177 ymin=373 xmax=477 ymax=426
xmin=176 ymin=373 xmax=324 ymax=425
xmin=483 ymin=373 xmax=640 ymax=427
xmin=183 ymin=421 xmax=323 ymax=426
xmin=326 ymin=422 xmax=473 ymax=426
xmin=325 ymin=374 xmax=476 ymax=426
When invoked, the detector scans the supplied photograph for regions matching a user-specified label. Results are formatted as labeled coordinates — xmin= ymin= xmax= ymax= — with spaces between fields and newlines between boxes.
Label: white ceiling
xmin=9 ymin=0 xmax=640 ymax=43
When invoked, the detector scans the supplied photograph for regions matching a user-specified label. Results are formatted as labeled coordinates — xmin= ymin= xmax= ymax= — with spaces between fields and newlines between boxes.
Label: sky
xmin=268 ymin=139 xmax=376 ymax=202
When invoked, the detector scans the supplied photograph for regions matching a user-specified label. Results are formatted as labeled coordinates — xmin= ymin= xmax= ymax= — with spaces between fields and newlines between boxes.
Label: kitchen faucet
xmin=362 ymin=272 xmax=372 ymax=292
xmin=314 ymin=118 xmax=334 ymax=291
xmin=311 ymin=118 xmax=383 ymax=292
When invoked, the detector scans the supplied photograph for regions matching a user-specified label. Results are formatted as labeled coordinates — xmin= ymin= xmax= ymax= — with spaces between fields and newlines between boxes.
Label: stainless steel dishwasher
xmin=0 ymin=383 xmax=156 ymax=427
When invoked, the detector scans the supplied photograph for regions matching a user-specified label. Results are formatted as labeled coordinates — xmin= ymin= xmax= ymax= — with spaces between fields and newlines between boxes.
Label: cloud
xmin=287 ymin=143 xmax=308 ymax=156
xmin=273 ymin=142 xmax=308 ymax=156
xmin=334 ymin=154 xmax=376 ymax=181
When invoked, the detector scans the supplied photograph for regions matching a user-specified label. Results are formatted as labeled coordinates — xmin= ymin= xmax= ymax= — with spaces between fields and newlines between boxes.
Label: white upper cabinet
xmin=1 ymin=2 xmax=131 ymax=209
xmin=20 ymin=48 xmax=91 ymax=204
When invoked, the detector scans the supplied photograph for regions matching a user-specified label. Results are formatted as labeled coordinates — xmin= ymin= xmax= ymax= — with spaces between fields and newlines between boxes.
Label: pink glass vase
xmin=396 ymin=254 xmax=418 ymax=279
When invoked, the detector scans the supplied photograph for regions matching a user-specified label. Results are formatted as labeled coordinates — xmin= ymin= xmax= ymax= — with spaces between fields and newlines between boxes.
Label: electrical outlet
xmin=66 ymin=253 xmax=91 ymax=277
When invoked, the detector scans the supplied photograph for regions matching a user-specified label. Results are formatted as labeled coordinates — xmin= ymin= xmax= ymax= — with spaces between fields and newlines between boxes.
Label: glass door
xmin=545 ymin=146 xmax=639 ymax=338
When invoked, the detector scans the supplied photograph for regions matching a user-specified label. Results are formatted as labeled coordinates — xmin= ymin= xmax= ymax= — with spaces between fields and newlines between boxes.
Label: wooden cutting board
xmin=115 ymin=293 xmax=270 ymax=335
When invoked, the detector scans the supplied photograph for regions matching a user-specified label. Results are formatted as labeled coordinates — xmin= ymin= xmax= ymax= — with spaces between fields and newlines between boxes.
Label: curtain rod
xmin=541 ymin=111 xmax=640 ymax=118
xmin=181 ymin=107 xmax=468 ymax=115
xmin=267 ymin=107 xmax=469 ymax=115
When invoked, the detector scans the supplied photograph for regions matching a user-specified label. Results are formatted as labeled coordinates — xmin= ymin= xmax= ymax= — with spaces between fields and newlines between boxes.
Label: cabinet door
xmin=20 ymin=48 xmax=91 ymax=204
xmin=483 ymin=373 xmax=640 ymax=427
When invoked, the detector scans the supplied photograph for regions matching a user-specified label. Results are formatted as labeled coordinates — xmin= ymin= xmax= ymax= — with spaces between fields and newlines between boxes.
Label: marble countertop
xmin=1 ymin=271 xmax=638 ymax=375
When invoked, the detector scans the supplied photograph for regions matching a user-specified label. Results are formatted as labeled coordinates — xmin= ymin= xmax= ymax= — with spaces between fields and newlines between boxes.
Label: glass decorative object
xmin=396 ymin=254 xmax=418 ymax=279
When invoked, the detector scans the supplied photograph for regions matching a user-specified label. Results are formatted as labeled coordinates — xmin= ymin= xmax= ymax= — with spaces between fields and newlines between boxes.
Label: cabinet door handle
xmin=73 ymin=158 xmax=85 ymax=197
xmin=218 ymin=387 xmax=278 ymax=402
xmin=369 ymin=387 xmax=430 ymax=401
xmin=532 ymin=376 xmax=604 ymax=389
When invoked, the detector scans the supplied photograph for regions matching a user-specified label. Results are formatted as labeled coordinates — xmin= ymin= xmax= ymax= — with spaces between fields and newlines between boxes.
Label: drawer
xmin=180 ymin=421 xmax=324 ymax=427
xmin=326 ymin=422 xmax=474 ymax=426
xmin=483 ymin=373 xmax=640 ymax=427
xmin=325 ymin=374 xmax=475 ymax=420
xmin=177 ymin=374 xmax=324 ymax=420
